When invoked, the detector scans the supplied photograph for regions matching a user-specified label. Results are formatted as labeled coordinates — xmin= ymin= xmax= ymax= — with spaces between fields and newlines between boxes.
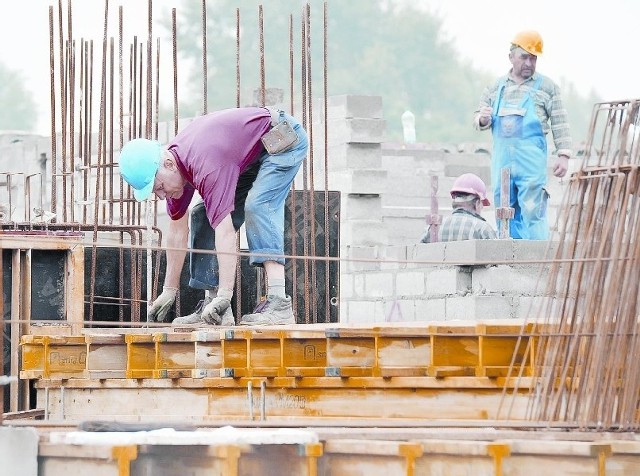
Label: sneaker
xmin=239 ymin=295 xmax=296 ymax=326
xmin=172 ymin=296 xmax=235 ymax=326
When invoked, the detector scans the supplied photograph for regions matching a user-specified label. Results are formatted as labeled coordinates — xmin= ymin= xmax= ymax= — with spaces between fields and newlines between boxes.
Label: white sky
xmin=2 ymin=0 xmax=639 ymax=135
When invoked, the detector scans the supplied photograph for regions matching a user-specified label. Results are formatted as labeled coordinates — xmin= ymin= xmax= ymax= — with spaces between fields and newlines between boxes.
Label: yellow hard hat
xmin=511 ymin=30 xmax=543 ymax=56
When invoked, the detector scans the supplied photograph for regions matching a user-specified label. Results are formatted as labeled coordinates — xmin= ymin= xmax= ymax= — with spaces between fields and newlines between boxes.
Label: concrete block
xmin=345 ymin=245 xmax=381 ymax=272
xmin=326 ymin=95 xmax=383 ymax=120
xmin=514 ymin=296 xmax=553 ymax=320
xmin=472 ymin=265 xmax=547 ymax=296
xmin=327 ymin=118 xmax=386 ymax=144
xmin=353 ymin=273 xmax=365 ymax=297
xmin=396 ymin=271 xmax=426 ymax=296
xmin=383 ymin=216 xmax=426 ymax=248
xmin=412 ymin=242 xmax=447 ymax=264
xmin=346 ymin=300 xmax=386 ymax=324
xmin=380 ymin=245 xmax=408 ymax=270
xmin=381 ymin=145 xmax=448 ymax=162
xmin=384 ymin=299 xmax=416 ymax=322
xmin=323 ymin=143 xmax=382 ymax=170
xmin=364 ymin=272 xmax=395 ymax=297
xmin=444 ymin=152 xmax=492 ymax=167
xmin=442 ymin=240 xmax=515 ymax=265
xmin=0 ymin=427 xmax=38 ymax=476
xmin=415 ymin=297 xmax=447 ymax=321
xmin=444 ymin=163 xmax=491 ymax=185
xmin=341 ymin=274 xmax=353 ymax=299
xmin=426 ymin=267 xmax=471 ymax=297
xmin=342 ymin=221 xmax=388 ymax=247
xmin=446 ymin=295 xmax=514 ymax=320
xmin=344 ymin=194 xmax=382 ymax=220
xmin=347 ymin=300 xmax=377 ymax=324
xmin=332 ymin=169 xmax=387 ymax=195
xmin=512 ymin=239 xmax=557 ymax=263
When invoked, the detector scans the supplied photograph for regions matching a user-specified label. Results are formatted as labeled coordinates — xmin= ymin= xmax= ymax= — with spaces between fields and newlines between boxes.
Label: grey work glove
xmin=147 ymin=286 xmax=178 ymax=322
xmin=201 ymin=288 xmax=233 ymax=324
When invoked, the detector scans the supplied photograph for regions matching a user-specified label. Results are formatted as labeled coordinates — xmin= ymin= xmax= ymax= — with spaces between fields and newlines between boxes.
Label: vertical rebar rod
xmin=49 ymin=6 xmax=58 ymax=220
xmin=201 ymin=0 xmax=207 ymax=114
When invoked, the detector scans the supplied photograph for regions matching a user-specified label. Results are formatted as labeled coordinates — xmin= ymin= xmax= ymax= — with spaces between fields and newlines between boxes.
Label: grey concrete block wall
xmin=341 ymin=239 xmax=555 ymax=323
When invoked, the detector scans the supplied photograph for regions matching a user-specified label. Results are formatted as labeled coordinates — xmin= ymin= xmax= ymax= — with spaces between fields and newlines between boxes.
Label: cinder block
xmin=324 ymin=143 xmax=382 ymax=170
xmin=326 ymin=95 xmax=383 ymax=120
xmin=345 ymin=245 xmax=381 ymax=272
xmin=346 ymin=300 xmax=377 ymax=324
xmin=412 ymin=242 xmax=447 ymax=264
xmin=396 ymin=271 xmax=426 ymax=296
xmin=345 ymin=300 xmax=385 ymax=324
xmin=426 ymin=267 xmax=471 ymax=297
xmin=364 ymin=272 xmax=395 ymax=298
xmin=353 ymin=273 xmax=365 ymax=296
xmin=415 ymin=298 xmax=446 ymax=321
xmin=446 ymin=295 xmax=514 ymax=320
xmin=443 ymin=240 xmax=516 ymax=265
xmin=444 ymin=163 xmax=491 ymax=185
xmin=331 ymin=169 xmax=387 ymax=195
xmin=380 ymin=245 xmax=408 ymax=270
xmin=384 ymin=299 xmax=416 ymax=322
xmin=472 ymin=265 xmax=546 ymax=296
xmin=327 ymin=118 xmax=386 ymax=144
xmin=342 ymin=221 xmax=388 ymax=246
xmin=344 ymin=194 xmax=382 ymax=220
xmin=512 ymin=239 xmax=557 ymax=263
xmin=382 ymin=216 xmax=426 ymax=248
xmin=514 ymin=296 xmax=564 ymax=320
xmin=341 ymin=274 xmax=354 ymax=299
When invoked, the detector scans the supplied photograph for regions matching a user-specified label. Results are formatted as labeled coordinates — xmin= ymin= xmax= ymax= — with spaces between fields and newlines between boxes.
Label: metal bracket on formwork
xmin=426 ymin=175 xmax=442 ymax=242
xmin=496 ymin=168 xmax=515 ymax=239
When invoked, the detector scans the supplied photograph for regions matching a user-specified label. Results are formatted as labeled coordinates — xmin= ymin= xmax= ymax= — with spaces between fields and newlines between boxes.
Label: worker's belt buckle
xmin=261 ymin=120 xmax=298 ymax=154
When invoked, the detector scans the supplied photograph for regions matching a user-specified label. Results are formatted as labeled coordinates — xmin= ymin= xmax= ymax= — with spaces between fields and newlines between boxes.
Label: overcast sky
xmin=2 ymin=0 xmax=639 ymax=134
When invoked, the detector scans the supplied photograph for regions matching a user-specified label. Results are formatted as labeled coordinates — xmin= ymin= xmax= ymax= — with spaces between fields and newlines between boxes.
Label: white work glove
xmin=147 ymin=286 xmax=178 ymax=322
xmin=201 ymin=288 xmax=233 ymax=325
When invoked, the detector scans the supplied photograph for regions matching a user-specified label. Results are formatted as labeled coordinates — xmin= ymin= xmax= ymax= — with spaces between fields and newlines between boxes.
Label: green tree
xmin=163 ymin=0 xmax=598 ymax=145
xmin=0 ymin=63 xmax=37 ymax=131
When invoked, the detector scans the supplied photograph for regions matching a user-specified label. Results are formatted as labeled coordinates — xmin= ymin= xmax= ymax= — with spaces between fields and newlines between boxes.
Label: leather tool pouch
xmin=261 ymin=120 xmax=299 ymax=154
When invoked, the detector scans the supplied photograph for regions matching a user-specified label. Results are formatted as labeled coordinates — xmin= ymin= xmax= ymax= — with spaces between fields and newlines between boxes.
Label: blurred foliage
xmin=0 ymin=63 xmax=37 ymax=131
xmin=160 ymin=0 xmax=599 ymax=146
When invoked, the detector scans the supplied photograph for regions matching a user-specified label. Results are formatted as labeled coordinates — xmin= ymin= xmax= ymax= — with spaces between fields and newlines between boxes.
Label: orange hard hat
xmin=450 ymin=173 xmax=491 ymax=206
xmin=511 ymin=30 xmax=543 ymax=56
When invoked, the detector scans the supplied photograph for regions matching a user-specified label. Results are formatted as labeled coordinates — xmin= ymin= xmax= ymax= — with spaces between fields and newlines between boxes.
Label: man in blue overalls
xmin=474 ymin=30 xmax=573 ymax=240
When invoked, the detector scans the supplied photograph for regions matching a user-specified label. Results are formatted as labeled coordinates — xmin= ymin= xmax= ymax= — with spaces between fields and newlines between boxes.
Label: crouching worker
xmin=421 ymin=173 xmax=497 ymax=243
xmin=119 ymin=106 xmax=308 ymax=326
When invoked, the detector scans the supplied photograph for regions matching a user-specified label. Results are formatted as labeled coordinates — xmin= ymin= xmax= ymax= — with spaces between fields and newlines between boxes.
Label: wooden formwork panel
xmin=21 ymin=324 xmax=535 ymax=383
xmin=501 ymin=440 xmax=612 ymax=476
xmin=35 ymin=382 xmax=532 ymax=421
xmin=21 ymin=335 xmax=87 ymax=379
xmin=33 ymin=436 xmax=640 ymax=476
xmin=319 ymin=439 xmax=422 ymax=476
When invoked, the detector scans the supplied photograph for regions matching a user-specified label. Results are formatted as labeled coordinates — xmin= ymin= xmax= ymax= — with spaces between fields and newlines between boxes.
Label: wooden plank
xmin=85 ymin=334 xmax=127 ymax=379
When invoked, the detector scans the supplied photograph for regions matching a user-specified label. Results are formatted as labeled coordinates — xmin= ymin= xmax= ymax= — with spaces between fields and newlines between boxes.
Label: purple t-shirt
xmin=166 ymin=107 xmax=271 ymax=228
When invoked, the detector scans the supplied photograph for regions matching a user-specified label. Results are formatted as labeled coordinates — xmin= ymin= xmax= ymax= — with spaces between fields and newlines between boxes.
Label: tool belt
xmin=261 ymin=107 xmax=299 ymax=154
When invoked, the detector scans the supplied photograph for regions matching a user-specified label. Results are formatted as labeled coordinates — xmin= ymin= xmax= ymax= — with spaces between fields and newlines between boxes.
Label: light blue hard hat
xmin=119 ymin=138 xmax=162 ymax=201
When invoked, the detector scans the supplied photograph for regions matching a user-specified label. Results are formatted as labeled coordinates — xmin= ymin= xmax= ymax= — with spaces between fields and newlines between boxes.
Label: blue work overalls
xmin=491 ymin=78 xmax=549 ymax=240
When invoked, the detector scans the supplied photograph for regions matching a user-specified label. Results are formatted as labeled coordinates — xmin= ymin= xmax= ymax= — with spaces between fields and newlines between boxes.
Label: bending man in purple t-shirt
xmin=119 ymin=106 xmax=308 ymax=326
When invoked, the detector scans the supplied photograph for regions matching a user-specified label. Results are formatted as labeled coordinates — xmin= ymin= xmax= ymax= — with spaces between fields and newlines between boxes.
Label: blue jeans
xmin=189 ymin=112 xmax=308 ymax=289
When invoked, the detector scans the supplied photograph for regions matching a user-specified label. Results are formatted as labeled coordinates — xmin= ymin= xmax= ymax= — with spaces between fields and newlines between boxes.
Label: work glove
xmin=147 ymin=286 xmax=178 ymax=322
xmin=201 ymin=288 xmax=233 ymax=325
